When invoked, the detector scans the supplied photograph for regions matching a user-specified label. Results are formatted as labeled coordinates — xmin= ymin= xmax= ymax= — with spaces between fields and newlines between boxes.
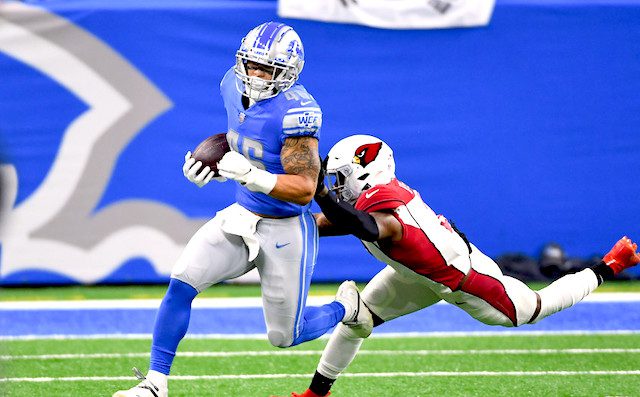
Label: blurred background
xmin=1 ymin=0 xmax=639 ymax=288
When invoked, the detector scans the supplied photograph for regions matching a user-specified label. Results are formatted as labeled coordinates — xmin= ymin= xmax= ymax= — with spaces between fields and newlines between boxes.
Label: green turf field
xmin=2 ymin=282 xmax=639 ymax=396
xmin=1 ymin=280 xmax=639 ymax=301
xmin=2 ymin=334 xmax=639 ymax=396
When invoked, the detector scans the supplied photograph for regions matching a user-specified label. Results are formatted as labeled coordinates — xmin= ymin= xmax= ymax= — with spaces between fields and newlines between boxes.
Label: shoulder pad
xmin=220 ymin=67 xmax=236 ymax=92
xmin=282 ymin=105 xmax=322 ymax=139
xmin=355 ymin=183 xmax=410 ymax=213
xmin=355 ymin=180 xmax=415 ymax=213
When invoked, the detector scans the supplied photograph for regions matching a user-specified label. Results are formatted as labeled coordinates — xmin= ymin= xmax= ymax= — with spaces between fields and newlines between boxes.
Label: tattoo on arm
xmin=281 ymin=137 xmax=320 ymax=180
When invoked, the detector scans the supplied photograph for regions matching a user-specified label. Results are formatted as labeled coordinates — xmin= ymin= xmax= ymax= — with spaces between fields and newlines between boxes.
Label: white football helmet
xmin=234 ymin=21 xmax=305 ymax=101
xmin=325 ymin=135 xmax=395 ymax=204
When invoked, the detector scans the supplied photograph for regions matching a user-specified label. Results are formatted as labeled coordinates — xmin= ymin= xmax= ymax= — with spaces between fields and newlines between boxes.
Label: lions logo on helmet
xmin=234 ymin=22 xmax=305 ymax=101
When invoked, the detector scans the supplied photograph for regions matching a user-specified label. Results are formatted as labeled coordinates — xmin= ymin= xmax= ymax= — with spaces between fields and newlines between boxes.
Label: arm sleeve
xmin=280 ymin=106 xmax=322 ymax=142
xmin=315 ymin=216 xmax=352 ymax=237
xmin=315 ymin=192 xmax=379 ymax=242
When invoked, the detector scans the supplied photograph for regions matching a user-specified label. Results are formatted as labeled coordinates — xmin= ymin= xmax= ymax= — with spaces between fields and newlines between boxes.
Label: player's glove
xmin=217 ymin=151 xmax=277 ymax=194
xmin=315 ymin=156 xmax=329 ymax=198
xmin=183 ymin=151 xmax=226 ymax=187
xmin=603 ymin=236 xmax=640 ymax=275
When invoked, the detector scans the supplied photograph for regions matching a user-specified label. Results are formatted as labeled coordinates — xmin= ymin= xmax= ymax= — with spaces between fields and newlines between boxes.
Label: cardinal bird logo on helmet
xmin=353 ymin=142 xmax=383 ymax=168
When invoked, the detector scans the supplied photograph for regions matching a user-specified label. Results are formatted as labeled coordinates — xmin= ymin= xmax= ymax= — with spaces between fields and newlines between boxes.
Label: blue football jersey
xmin=220 ymin=67 xmax=322 ymax=217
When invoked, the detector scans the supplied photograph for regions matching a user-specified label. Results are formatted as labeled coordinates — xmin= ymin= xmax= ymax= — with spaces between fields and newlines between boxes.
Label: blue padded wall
xmin=1 ymin=0 xmax=638 ymax=284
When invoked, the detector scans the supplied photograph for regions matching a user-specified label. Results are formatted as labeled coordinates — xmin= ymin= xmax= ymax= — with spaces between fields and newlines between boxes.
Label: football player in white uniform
xmin=113 ymin=23 xmax=372 ymax=397
xmin=283 ymin=134 xmax=640 ymax=397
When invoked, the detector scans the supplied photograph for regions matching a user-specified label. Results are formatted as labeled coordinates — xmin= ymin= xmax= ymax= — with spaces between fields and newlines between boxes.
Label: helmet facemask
xmin=327 ymin=164 xmax=362 ymax=204
xmin=234 ymin=53 xmax=298 ymax=101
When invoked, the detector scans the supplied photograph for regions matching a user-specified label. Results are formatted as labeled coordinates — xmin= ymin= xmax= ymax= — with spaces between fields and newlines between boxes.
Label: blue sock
xmin=290 ymin=301 xmax=345 ymax=346
xmin=149 ymin=278 xmax=198 ymax=375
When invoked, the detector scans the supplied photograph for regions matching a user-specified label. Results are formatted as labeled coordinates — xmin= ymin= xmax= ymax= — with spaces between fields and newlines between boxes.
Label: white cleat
xmin=335 ymin=280 xmax=373 ymax=338
xmin=113 ymin=368 xmax=168 ymax=397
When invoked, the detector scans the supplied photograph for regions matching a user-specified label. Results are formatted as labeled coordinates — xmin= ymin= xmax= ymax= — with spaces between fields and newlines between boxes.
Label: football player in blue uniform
xmin=113 ymin=22 xmax=372 ymax=397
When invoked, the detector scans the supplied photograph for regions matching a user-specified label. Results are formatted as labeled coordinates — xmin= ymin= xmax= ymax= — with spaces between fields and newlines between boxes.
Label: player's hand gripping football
xmin=217 ymin=151 xmax=277 ymax=194
xmin=182 ymin=151 xmax=226 ymax=187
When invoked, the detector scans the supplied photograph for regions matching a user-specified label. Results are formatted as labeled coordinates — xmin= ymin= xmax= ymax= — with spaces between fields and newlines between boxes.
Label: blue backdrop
xmin=1 ymin=0 xmax=639 ymax=284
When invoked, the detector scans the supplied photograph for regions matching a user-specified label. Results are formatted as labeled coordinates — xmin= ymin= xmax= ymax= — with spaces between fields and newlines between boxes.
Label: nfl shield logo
xmin=239 ymin=112 xmax=246 ymax=123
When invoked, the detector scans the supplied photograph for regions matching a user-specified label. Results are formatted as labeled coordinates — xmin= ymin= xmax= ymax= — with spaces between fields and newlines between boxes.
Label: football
xmin=192 ymin=133 xmax=231 ymax=176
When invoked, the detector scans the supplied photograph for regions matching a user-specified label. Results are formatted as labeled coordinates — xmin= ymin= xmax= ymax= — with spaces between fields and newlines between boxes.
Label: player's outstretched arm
xmin=315 ymin=189 xmax=401 ymax=242
xmin=313 ymin=212 xmax=351 ymax=237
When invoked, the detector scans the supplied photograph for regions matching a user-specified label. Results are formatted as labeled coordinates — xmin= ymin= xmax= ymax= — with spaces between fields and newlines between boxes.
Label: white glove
xmin=217 ymin=151 xmax=277 ymax=194
xmin=182 ymin=151 xmax=226 ymax=188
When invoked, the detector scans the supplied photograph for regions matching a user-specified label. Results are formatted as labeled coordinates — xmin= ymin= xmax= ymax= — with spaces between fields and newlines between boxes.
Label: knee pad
xmin=360 ymin=295 xmax=385 ymax=328
xmin=336 ymin=322 xmax=370 ymax=340
xmin=267 ymin=330 xmax=292 ymax=348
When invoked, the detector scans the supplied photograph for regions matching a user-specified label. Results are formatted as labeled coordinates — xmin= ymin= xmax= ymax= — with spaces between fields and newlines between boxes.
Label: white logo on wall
xmin=278 ymin=0 xmax=496 ymax=30
xmin=0 ymin=3 xmax=204 ymax=283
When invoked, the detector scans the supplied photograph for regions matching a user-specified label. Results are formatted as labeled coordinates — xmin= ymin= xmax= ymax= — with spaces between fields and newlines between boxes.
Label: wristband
xmin=244 ymin=168 xmax=278 ymax=194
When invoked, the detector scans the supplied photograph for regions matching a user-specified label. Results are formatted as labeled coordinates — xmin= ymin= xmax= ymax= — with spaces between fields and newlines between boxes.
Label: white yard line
xmin=2 ymin=329 xmax=640 ymax=341
xmin=2 ymin=370 xmax=640 ymax=383
xmin=0 ymin=296 xmax=328 ymax=310
xmin=2 ymin=348 xmax=640 ymax=361
xmin=1 ymin=292 xmax=639 ymax=310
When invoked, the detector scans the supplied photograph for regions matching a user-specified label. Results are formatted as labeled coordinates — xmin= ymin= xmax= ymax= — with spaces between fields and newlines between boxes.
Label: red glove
xmin=603 ymin=236 xmax=640 ymax=275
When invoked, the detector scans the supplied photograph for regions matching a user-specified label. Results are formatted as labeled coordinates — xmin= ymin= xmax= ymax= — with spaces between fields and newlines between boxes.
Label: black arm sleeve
xmin=315 ymin=192 xmax=380 ymax=242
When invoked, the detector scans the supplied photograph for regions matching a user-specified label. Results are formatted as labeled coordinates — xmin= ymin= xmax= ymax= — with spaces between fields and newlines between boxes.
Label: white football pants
xmin=171 ymin=204 xmax=318 ymax=347
xmin=317 ymin=244 xmax=599 ymax=379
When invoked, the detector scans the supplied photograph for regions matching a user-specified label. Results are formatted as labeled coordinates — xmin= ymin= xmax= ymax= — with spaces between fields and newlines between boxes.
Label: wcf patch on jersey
xmin=283 ymin=108 xmax=322 ymax=134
